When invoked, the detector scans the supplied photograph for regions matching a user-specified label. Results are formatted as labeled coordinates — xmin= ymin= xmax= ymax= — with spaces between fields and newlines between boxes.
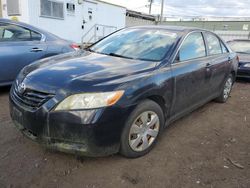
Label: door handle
xmin=31 ymin=48 xmax=43 ymax=52
xmin=228 ymin=56 xmax=233 ymax=63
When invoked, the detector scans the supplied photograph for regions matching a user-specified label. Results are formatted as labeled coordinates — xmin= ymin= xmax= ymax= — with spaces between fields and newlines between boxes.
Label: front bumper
xmin=9 ymin=87 xmax=134 ymax=157
xmin=237 ymin=63 xmax=250 ymax=78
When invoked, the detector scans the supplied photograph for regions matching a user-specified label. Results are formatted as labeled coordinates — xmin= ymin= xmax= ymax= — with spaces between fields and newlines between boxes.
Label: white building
xmin=1 ymin=0 xmax=126 ymax=43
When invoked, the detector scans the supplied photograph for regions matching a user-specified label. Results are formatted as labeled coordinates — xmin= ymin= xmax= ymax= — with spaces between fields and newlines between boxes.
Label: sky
xmin=103 ymin=0 xmax=250 ymax=17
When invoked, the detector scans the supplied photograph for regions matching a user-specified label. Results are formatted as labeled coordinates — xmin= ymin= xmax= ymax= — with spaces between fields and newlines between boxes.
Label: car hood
xmin=238 ymin=53 xmax=250 ymax=63
xmin=21 ymin=51 xmax=158 ymax=94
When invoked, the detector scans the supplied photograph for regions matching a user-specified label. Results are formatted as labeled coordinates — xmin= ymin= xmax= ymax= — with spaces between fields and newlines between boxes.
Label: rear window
xmin=206 ymin=33 xmax=222 ymax=55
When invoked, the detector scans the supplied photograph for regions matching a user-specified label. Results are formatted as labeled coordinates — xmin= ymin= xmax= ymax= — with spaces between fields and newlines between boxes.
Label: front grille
xmin=12 ymin=85 xmax=54 ymax=109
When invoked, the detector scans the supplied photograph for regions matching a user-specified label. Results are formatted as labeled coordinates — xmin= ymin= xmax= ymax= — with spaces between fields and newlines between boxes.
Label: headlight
xmin=244 ymin=63 xmax=250 ymax=68
xmin=55 ymin=90 xmax=124 ymax=111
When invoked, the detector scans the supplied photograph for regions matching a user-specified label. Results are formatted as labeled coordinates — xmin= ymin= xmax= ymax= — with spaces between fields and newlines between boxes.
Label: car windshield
xmin=228 ymin=41 xmax=250 ymax=54
xmin=89 ymin=28 xmax=178 ymax=61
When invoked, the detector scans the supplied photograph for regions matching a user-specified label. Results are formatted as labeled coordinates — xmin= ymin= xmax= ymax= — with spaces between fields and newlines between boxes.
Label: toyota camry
xmin=9 ymin=26 xmax=238 ymax=158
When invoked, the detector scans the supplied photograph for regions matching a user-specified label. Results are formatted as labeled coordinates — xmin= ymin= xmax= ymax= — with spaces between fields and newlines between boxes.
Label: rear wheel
xmin=120 ymin=100 xmax=164 ymax=158
xmin=215 ymin=74 xmax=234 ymax=103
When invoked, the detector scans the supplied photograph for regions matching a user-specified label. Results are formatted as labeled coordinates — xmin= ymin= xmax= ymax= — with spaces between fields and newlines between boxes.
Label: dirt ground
xmin=0 ymin=81 xmax=249 ymax=188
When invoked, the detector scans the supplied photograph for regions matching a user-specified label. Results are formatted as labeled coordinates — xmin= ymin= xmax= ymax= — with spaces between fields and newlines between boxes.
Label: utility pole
xmin=160 ymin=0 xmax=164 ymax=23
xmin=0 ymin=0 xmax=2 ymax=18
xmin=149 ymin=0 xmax=153 ymax=15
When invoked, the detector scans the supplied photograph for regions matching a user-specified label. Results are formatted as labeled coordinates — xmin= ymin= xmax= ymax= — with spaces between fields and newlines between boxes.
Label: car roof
xmin=128 ymin=25 xmax=207 ymax=33
xmin=0 ymin=18 xmax=63 ymax=41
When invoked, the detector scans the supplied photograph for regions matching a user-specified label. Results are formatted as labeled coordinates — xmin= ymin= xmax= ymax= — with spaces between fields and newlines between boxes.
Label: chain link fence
xmin=214 ymin=30 xmax=250 ymax=41
xmin=160 ymin=21 xmax=250 ymax=41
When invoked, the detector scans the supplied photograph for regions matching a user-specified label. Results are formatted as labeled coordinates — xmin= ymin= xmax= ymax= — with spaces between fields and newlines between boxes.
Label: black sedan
xmin=227 ymin=39 xmax=250 ymax=79
xmin=9 ymin=26 xmax=238 ymax=158
xmin=0 ymin=18 xmax=79 ymax=86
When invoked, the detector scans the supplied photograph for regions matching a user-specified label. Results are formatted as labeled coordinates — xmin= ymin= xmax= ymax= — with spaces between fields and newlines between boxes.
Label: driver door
xmin=170 ymin=32 xmax=211 ymax=119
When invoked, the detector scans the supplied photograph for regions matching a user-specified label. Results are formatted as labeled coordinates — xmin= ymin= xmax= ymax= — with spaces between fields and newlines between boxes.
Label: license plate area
xmin=12 ymin=106 xmax=24 ymax=129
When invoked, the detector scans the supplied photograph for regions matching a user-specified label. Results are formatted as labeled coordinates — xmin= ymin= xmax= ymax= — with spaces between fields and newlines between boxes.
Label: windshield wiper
xmin=85 ymin=48 xmax=95 ymax=52
xmin=86 ymin=50 xmax=135 ymax=59
xmin=108 ymin=53 xmax=134 ymax=60
xmin=86 ymin=49 xmax=110 ymax=56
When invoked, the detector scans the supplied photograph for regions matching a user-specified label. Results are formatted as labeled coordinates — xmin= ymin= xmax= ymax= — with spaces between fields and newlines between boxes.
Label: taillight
xmin=70 ymin=43 xmax=80 ymax=51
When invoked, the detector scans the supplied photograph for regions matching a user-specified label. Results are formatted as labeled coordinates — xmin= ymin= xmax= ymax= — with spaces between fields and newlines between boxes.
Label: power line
xmin=152 ymin=3 xmax=250 ymax=9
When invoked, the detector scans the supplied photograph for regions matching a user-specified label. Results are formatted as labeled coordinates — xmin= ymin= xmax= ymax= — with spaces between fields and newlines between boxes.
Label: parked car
xmin=9 ymin=26 xmax=238 ymax=158
xmin=0 ymin=18 xmax=79 ymax=86
xmin=227 ymin=39 xmax=250 ymax=79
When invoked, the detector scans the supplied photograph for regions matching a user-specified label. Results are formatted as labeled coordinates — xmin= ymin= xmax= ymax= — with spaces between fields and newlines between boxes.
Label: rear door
xmin=170 ymin=32 xmax=211 ymax=118
xmin=0 ymin=23 xmax=47 ymax=85
xmin=203 ymin=32 xmax=230 ymax=94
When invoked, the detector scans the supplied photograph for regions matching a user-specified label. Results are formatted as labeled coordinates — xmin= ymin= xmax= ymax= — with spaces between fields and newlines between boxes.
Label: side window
xmin=0 ymin=24 xmax=41 ymax=42
xmin=178 ymin=32 xmax=206 ymax=61
xmin=31 ymin=31 xmax=42 ymax=41
xmin=15 ymin=28 xmax=32 ymax=41
xmin=206 ymin=33 xmax=222 ymax=55
xmin=221 ymin=42 xmax=229 ymax=53
xmin=0 ymin=25 xmax=14 ymax=40
xmin=4 ymin=30 xmax=14 ymax=38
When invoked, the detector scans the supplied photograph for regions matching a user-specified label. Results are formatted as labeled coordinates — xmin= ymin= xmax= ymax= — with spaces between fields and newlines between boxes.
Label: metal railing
xmin=81 ymin=24 xmax=117 ymax=48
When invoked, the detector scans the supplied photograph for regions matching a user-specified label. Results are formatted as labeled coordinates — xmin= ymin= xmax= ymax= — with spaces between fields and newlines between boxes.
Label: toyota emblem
xmin=17 ymin=82 xmax=26 ymax=94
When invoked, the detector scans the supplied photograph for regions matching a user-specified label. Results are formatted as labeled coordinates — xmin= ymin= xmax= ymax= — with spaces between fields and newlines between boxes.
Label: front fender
xmin=116 ymin=65 xmax=174 ymax=115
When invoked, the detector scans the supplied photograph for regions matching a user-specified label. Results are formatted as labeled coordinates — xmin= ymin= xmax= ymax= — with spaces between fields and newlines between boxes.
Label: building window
xmin=41 ymin=0 xmax=64 ymax=19
xmin=66 ymin=3 xmax=75 ymax=13
xmin=7 ymin=0 xmax=21 ymax=16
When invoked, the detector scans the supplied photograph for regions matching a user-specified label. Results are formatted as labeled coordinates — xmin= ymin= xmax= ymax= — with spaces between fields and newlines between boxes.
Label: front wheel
xmin=120 ymin=100 xmax=164 ymax=158
xmin=215 ymin=74 xmax=234 ymax=103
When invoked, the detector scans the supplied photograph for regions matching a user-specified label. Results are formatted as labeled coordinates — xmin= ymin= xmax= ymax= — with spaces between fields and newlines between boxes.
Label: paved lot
xmin=0 ymin=81 xmax=249 ymax=188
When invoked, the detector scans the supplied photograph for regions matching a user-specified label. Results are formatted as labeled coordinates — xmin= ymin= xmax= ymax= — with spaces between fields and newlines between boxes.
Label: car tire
xmin=120 ymin=100 xmax=164 ymax=158
xmin=215 ymin=74 xmax=234 ymax=103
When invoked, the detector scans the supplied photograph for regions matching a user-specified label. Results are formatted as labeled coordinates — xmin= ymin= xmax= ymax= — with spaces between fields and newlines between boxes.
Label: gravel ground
xmin=0 ymin=81 xmax=249 ymax=188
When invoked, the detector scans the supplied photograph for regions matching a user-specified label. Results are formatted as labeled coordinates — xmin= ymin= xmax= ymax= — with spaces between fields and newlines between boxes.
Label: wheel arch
xmin=230 ymin=70 xmax=236 ymax=82
xmin=146 ymin=95 xmax=168 ymax=122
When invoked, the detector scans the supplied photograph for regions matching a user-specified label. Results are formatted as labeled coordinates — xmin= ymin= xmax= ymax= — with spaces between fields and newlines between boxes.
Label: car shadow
xmin=236 ymin=77 xmax=250 ymax=83
xmin=0 ymin=86 xmax=11 ymax=95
